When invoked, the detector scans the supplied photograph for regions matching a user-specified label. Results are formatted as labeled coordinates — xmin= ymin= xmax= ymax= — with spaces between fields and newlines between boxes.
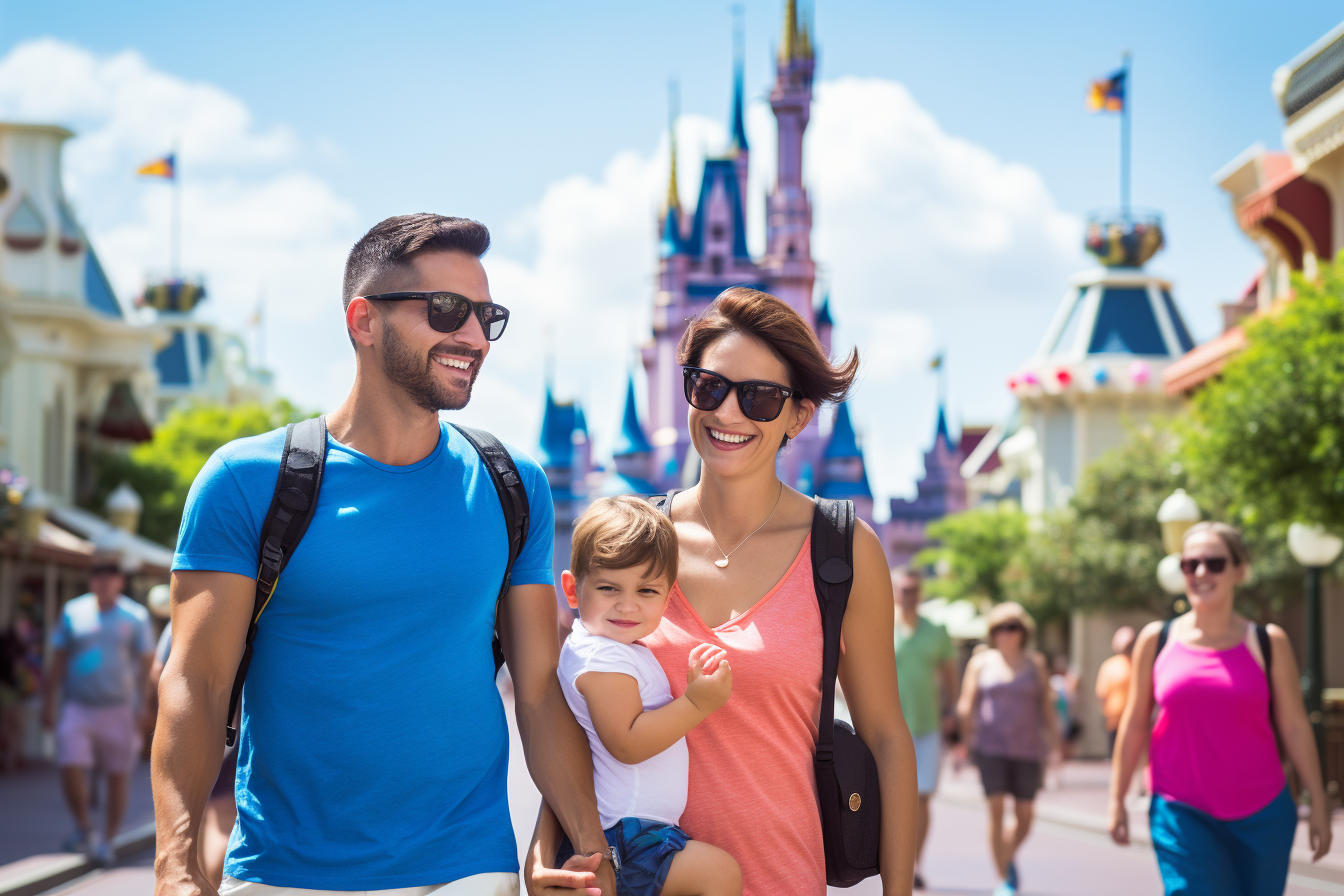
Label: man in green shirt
xmin=893 ymin=567 xmax=958 ymax=890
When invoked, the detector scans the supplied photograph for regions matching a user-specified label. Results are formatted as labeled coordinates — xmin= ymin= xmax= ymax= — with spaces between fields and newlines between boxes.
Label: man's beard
xmin=380 ymin=321 xmax=480 ymax=412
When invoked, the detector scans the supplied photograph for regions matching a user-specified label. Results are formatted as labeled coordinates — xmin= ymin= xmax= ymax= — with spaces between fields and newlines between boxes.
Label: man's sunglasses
xmin=1179 ymin=556 xmax=1230 ymax=575
xmin=89 ymin=564 xmax=121 ymax=577
xmin=682 ymin=367 xmax=795 ymax=423
xmin=359 ymin=292 xmax=510 ymax=341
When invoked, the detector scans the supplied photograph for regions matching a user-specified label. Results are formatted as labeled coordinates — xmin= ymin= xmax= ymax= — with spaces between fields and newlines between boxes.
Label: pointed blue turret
xmin=613 ymin=375 xmax=653 ymax=456
xmin=660 ymin=207 xmax=683 ymax=258
xmin=539 ymin=387 xmax=578 ymax=469
xmin=815 ymin=293 xmax=833 ymax=327
xmin=824 ymin=401 xmax=861 ymax=459
xmin=729 ymin=49 xmax=749 ymax=154
xmin=934 ymin=403 xmax=954 ymax=450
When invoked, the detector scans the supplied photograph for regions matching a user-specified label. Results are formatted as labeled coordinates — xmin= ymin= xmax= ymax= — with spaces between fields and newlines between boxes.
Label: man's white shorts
xmin=56 ymin=703 xmax=139 ymax=774
xmin=219 ymin=874 xmax=518 ymax=896
xmin=912 ymin=730 xmax=943 ymax=796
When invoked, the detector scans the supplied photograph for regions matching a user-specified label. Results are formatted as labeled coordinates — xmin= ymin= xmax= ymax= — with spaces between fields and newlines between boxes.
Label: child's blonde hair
xmin=570 ymin=496 xmax=679 ymax=585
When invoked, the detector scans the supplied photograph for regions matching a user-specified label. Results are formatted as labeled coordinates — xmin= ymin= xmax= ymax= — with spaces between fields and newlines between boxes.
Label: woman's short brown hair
xmin=570 ymin=496 xmax=679 ymax=585
xmin=677 ymin=287 xmax=860 ymax=407
xmin=1183 ymin=521 xmax=1250 ymax=566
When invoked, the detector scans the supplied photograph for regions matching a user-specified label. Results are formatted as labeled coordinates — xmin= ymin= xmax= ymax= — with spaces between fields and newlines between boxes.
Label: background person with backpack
xmin=1107 ymin=522 xmax=1333 ymax=896
xmin=153 ymin=215 xmax=617 ymax=896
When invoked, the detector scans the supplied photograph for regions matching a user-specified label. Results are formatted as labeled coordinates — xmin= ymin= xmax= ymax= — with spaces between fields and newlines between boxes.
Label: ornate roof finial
xmin=779 ymin=0 xmax=798 ymax=63
xmin=666 ymin=79 xmax=681 ymax=213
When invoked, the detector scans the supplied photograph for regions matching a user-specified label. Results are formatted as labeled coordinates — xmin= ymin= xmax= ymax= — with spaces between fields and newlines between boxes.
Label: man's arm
xmin=152 ymin=571 xmax=253 ymax=896
xmin=498 ymin=583 xmax=615 ymax=896
xmin=40 ymin=649 xmax=67 ymax=730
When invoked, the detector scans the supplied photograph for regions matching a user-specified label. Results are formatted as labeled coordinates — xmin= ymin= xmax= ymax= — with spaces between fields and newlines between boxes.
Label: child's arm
xmin=576 ymin=644 xmax=731 ymax=766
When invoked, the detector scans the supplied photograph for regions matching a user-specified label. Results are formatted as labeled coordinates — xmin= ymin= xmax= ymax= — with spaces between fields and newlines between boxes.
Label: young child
xmin=556 ymin=496 xmax=741 ymax=896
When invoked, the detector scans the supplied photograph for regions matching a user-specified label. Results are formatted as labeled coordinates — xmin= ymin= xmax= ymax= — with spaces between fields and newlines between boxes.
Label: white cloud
xmin=0 ymin=38 xmax=358 ymax=413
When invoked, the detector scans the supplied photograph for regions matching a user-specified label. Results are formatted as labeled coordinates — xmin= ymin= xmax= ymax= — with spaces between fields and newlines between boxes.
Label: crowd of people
xmin=11 ymin=213 xmax=1335 ymax=896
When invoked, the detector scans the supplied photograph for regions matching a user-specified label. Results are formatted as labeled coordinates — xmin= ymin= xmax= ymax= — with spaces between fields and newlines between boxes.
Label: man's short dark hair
xmin=342 ymin=214 xmax=491 ymax=309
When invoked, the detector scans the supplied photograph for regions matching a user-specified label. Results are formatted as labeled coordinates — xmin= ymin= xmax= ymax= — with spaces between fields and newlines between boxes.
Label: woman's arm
xmin=956 ymin=652 xmax=982 ymax=752
xmin=837 ymin=521 xmax=917 ymax=896
xmin=1034 ymin=652 xmax=1061 ymax=755
xmin=1107 ymin=621 xmax=1162 ymax=845
xmin=1266 ymin=624 xmax=1333 ymax=862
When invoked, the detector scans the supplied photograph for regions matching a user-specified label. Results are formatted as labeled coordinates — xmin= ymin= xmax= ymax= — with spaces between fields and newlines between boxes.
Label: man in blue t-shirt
xmin=42 ymin=552 xmax=154 ymax=864
xmin=152 ymin=215 xmax=615 ymax=896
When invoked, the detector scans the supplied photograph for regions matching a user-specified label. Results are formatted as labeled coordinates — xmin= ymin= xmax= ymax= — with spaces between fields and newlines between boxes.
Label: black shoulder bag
xmin=223 ymin=418 xmax=529 ymax=745
xmin=811 ymin=497 xmax=882 ymax=886
xmin=648 ymin=492 xmax=882 ymax=885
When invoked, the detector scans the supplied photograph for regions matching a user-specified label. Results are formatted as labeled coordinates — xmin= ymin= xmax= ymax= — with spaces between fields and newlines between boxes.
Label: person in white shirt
xmin=556 ymin=497 xmax=740 ymax=896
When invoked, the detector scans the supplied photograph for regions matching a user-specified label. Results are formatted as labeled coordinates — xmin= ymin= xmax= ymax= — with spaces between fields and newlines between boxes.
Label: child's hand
xmin=686 ymin=643 xmax=732 ymax=714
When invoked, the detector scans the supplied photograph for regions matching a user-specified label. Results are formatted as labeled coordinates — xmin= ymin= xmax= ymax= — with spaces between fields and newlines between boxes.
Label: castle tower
xmin=885 ymin=404 xmax=970 ymax=566
xmin=728 ymin=12 xmax=750 ymax=224
xmin=816 ymin=401 xmax=874 ymax=522
xmin=603 ymin=373 xmax=657 ymax=497
xmin=538 ymin=385 xmax=590 ymax=602
xmin=761 ymin=0 xmax=816 ymax=318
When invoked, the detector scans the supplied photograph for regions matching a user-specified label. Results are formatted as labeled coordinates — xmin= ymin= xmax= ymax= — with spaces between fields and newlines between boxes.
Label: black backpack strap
xmin=648 ymin=489 xmax=682 ymax=518
xmin=452 ymin=424 xmax=530 ymax=673
xmin=1155 ymin=618 xmax=1172 ymax=657
xmin=1256 ymin=624 xmax=1275 ymax=729
xmin=811 ymin=497 xmax=855 ymax=761
xmin=226 ymin=415 xmax=327 ymax=746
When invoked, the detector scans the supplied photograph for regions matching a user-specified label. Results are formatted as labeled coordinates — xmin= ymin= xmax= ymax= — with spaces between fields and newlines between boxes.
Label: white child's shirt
xmin=557 ymin=618 xmax=689 ymax=830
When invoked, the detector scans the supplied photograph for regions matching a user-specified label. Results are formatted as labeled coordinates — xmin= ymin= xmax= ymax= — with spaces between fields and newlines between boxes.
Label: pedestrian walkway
xmin=937 ymin=757 xmax=1344 ymax=894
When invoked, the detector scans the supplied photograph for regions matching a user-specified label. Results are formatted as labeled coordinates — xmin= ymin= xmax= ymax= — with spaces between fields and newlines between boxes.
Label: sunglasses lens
xmin=1208 ymin=558 xmax=1227 ymax=573
xmin=428 ymin=294 xmax=471 ymax=333
xmin=1180 ymin=557 xmax=1229 ymax=575
xmin=481 ymin=305 xmax=508 ymax=341
xmin=686 ymin=372 xmax=728 ymax=410
xmin=740 ymin=383 xmax=786 ymax=422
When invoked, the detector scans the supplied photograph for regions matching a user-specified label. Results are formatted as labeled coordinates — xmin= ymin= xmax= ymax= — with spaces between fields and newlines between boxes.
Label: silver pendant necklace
xmin=696 ymin=482 xmax=783 ymax=569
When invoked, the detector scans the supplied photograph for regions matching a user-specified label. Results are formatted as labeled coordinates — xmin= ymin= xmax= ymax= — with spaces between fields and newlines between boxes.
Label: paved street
xmin=6 ymin=691 xmax=1342 ymax=896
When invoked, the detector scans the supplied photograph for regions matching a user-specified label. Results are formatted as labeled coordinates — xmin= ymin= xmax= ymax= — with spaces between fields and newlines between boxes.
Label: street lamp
xmin=1287 ymin=522 xmax=1343 ymax=767
xmin=1157 ymin=489 xmax=1201 ymax=613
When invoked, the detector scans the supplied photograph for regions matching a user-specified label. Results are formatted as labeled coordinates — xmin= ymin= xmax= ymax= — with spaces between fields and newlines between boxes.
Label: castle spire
xmin=779 ymin=0 xmax=798 ymax=62
xmin=665 ymin=79 xmax=681 ymax=213
xmin=729 ymin=6 xmax=749 ymax=155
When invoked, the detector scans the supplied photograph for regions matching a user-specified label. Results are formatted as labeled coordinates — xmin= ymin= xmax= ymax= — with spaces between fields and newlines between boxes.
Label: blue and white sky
xmin=2 ymin=2 xmax=1339 ymax=512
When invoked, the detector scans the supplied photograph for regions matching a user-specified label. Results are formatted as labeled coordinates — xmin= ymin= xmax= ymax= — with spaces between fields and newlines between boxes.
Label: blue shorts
xmin=557 ymin=817 xmax=689 ymax=896
xmin=1149 ymin=786 xmax=1296 ymax=896
xmin=912 ymin=731 xmax=942 ymax=795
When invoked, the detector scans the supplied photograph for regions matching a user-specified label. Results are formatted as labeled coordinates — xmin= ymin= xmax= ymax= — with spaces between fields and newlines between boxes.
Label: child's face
xmin=562 ymin=564 xmax=672 ymax=645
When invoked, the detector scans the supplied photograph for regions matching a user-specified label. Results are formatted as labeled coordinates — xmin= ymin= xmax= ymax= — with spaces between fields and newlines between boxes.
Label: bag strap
xmin=1256 ymin=623 xmax=1276 ymax=730
xmin=226 ymin=415 xmax=327 ymax=746
xmin=451 ymin=424 xmax=530 ymax=673
xmin=811 ymin=497 xmax=855 ymax=759
xmin=649 ymin=489 xmax=682 ymax=518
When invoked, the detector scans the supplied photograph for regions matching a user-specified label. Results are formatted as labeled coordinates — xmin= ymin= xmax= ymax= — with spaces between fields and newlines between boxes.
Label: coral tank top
xmin=1148 ymin=636 xmax=1284 ymax=820
xmin=643 ymin=535 xmax=825 ymax=896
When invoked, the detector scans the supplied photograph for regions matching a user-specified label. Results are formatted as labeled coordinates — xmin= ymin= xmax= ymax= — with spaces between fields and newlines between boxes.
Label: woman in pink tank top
xmin=527 ymin=288 xmax=918 ymax=896
xmin=1108 ymin=523 xmax=1332 ymax=896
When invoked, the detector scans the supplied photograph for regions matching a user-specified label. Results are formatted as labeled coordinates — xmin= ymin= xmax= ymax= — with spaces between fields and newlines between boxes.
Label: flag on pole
xmin=1087 ymin=69 xmax=1125 ymax=113
xmin=929 ymin=353 xmax=943 ymax=370
xmin=136 ymin=153 xmax=176 ymax=179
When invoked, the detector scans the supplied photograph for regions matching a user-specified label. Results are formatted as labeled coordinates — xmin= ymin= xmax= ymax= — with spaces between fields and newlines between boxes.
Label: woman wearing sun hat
xmin=1108 ymin=521 xmax=1332 ymax=895
xmin=957 ymin=601 xmax=1058 ymax=896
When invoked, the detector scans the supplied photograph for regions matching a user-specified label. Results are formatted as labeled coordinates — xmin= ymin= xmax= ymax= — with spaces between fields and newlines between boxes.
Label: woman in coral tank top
xmin=1108 ymin=522 xmax=1332 ymax=896
xmin=527 ymin=288 xmax=918 ymax=896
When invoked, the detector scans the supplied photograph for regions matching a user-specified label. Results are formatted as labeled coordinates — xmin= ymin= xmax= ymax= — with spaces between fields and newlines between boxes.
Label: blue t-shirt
xmin=51 ymin=594 xmax=153 ymax=706
xmin=173 ymin=421 xmax=554 ymax=888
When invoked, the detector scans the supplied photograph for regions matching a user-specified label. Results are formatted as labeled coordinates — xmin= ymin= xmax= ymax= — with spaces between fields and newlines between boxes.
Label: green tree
xmin=916 ymin=503 xmax=1028 ymax=603
xmin=84 ymin=400 xmax=312 ymax=546
xmin=1185 ymin=254 xmax=1344 ymax=531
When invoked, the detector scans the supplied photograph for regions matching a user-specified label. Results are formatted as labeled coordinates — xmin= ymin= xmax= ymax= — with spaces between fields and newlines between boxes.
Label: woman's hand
xmin=1309 ymin=802 xmax=1334 ymax=862
xmin=1107 ymin=798 xmax=1129 ymax=846
xmin=525 ymin=851 xmax=602 ymax=896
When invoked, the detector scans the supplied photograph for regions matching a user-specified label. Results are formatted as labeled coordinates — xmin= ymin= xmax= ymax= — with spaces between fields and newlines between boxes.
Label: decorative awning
xmin=97 ymin=381 xmax=153 ymax=442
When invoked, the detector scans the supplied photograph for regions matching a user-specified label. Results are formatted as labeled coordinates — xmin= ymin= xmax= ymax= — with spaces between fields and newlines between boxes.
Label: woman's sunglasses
xmin=990 ymin=622 xmax=1024 ymax=636
xmin=359 ymin=291 xmax=510 ymax=341
xmin=1179 ymin=556 xmax=1229 ymax=575
xmin=682 ymin=367 xmax=795 ymax=423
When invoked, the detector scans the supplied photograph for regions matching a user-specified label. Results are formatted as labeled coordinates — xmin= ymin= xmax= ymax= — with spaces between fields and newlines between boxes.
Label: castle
xmin=534 ymin=1 xmax=892 ymax=584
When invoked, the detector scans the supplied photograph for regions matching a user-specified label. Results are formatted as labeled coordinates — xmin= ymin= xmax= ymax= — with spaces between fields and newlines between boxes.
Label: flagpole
xmin=171 ymin=144 xmax=181 ymax=279
xmin=1121 ymin=52 xmax=1132 ymax=218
